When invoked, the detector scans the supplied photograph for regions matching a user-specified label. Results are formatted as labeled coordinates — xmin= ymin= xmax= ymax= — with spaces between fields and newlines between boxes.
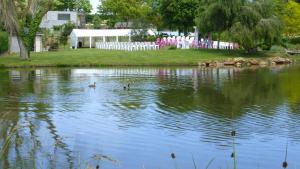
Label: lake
xmin=0 ymin=65 xmax=300 ymax=169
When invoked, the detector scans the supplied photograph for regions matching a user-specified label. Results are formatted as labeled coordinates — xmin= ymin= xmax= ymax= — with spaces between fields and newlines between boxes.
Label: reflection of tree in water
xmin=155 ymin=67 xmax=300 ymax=143
xmin=157 ymin=68 xmax=284 ymax=116
xmin=277 ymin=66 xmax=300 ymax=141
xmin=279 ymin=66 xmax=300 ymax=112
xmin=0 ymin=70 xmax=74 ymax=169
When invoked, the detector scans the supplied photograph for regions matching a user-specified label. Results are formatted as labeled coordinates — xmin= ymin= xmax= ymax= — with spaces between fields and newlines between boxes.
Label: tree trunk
xmin=16 ymin=36 xmax=29 ymax=60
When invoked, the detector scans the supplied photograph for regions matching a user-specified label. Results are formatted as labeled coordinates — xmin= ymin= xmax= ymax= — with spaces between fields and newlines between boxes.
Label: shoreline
xmin=0 ymin=49 xmax=298 ymax=68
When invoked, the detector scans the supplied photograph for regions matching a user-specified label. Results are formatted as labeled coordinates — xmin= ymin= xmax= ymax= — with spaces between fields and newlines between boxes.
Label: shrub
xmin=60 ymin=22 xmax=75 ymax=47
xmin=146 ymin=35 xmax=157 ymax=42
xmin=168 ymin=45 xmax=177 ymax=50
xmin=45 ymin=35 xmax=59 ymax=51
xmin=49 ymin=42 xmax=59 ymax=51
xmin=289 ymin=36 xmax=300 ymax=44
xmin=131 ymin=29 xmax=158 ymax=42
xmin=0 ymin=31 xmax=9 ymax=54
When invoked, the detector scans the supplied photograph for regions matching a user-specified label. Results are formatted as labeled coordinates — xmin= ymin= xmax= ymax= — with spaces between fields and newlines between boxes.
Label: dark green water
xmin=0 ymin=65 xmax=300 ymax=169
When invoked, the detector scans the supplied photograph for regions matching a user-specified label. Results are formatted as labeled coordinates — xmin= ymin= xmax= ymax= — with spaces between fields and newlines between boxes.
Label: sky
xmin=90 ymin=0 xmax=100 ymax=14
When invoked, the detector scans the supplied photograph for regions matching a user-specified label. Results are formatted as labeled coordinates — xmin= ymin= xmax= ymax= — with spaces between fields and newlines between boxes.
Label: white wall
xmin=40 ymin=11 xmax=78 ymax=29
xmin=10 ymin=35 xmax=43 ymax=53
xmin=10 ymin=36 xmax=20 ymax=53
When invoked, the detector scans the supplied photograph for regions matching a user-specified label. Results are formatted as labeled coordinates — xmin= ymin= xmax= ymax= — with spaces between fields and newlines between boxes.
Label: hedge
xmin=0 ymin=31 xmax=9 ymax=54
xmin=289 ymin=36 xmax=300 ymax=44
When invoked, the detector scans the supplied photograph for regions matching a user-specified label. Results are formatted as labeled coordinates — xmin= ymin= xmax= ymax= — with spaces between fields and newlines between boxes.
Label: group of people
xmin=155 ymin=37 xmax=195 ymax=49
xmin=155 ymin=36 xmax=239 ymax=50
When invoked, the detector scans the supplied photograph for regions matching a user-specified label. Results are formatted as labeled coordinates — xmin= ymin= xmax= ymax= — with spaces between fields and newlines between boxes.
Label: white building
xmin=40 ymin=11 xmax=85 ymax=29
xmin=10 ymin=11 xmax=86 ymax=53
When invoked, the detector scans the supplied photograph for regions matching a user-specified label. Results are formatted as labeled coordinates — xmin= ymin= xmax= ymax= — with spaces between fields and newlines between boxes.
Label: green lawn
xmin=0 ymin=48 xmax=290 ymax=68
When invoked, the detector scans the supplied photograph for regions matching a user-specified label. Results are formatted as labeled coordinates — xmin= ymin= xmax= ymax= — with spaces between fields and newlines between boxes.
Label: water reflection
xmin=0 ymin=65 xmax=300 ymax=169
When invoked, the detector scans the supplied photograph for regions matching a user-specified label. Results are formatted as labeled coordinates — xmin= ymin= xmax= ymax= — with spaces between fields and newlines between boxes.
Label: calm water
xmin=0 ymin=65 xmax=300 ymax=169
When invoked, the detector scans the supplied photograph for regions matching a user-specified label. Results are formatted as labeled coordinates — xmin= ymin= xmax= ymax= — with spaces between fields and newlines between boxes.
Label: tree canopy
xmin=195 ymin=0 xmax=244 ymax=48
xmin=274 ymin=0 xmax=300 ymax=37
xmin=195 ymin=0 xmax=282 ymax=52
xmin=98 ymin=0 xmax=149 ymax=28
xmin=53 ymin=0 xmax=92 ymax=13
xmin=159 ymin=0 xmax=198 ymax=35
xmin=230 ymin=0 xmax=281 ymax=52
xmin=97 ymin=0 xmax=198 ymax=32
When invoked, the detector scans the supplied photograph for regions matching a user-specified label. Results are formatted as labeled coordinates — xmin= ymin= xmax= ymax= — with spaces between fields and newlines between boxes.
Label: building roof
xmin=71 ymin=29 xmax=156 ymax=38
xmin=71 ymin=29 xmax=133 ymax=37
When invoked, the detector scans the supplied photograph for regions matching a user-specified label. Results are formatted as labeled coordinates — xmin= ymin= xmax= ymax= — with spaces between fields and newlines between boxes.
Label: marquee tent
xmin=70 ymin=29 xmax=156 ymax=49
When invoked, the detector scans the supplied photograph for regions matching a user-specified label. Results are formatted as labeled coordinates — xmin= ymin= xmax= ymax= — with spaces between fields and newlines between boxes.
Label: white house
xmin=40 ymin=11 xmax=85 ymax=29
xmin=10 ymin=11 xmax=86 ymax=53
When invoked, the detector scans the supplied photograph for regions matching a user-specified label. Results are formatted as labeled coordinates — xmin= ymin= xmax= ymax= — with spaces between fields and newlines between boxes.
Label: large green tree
xmin=230 ymin=0 xmax=282 ymax=52
xmin=196 ymin=0 xmax=244 ymax=48
xmin=98 ymin=0 xmax=148 ymax=28
xmin=143 ymin=0 xmax=164 ymax=29
xmin=53 ymin=0 xmax=92 ymax=13
xmin=0 ymin=0 xmax=53 ymax=60
xmin=274 ymin=0 xmax=300 ymax=37
xmin=159 ymin=0 xmax=198 ymax=35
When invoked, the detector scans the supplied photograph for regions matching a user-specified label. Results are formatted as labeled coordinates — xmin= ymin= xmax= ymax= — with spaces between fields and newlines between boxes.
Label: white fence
xmin=95 ymin=42 xmax=159 ymax=51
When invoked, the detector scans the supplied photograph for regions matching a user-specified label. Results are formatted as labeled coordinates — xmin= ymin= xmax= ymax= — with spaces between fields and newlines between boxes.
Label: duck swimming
xmin=88 ymin=82 xmax=96 ymax=88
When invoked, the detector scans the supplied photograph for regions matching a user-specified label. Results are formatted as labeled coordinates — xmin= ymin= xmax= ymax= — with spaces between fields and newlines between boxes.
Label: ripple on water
xmin=1 ymin=66 xmax=300 ymax=169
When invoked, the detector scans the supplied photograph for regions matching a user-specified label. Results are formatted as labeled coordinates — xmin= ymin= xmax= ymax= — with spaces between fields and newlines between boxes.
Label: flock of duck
xmin=88 ymin=82 xmax=130 ymax=90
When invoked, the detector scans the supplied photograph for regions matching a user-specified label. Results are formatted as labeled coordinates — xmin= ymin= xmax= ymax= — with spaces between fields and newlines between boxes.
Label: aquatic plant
xmin=282 ymin=143 xmax=288 ymax=168
xmin=170 ymin=152 xmax=179 ymax=169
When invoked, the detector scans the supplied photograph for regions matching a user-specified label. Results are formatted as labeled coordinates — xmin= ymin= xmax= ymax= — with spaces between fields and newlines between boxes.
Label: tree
xmin=145 ymin=0 xmax=164 ymax=29
xmin=196 ymin=0 xmax=244 ymax=48
xmin=98 ymin=0 xmax=148 ymax=28
xmin=159 ymin=0 xmax=198 ymax=35
xmin=230 ymin=0 xmax=281 ymax=52
xmin=92 ymin=14 xmax=103 ymax=29
xmin=53 ymin=0 xmax=92 ymax=13
xmin=274 ymin=0 xmax=300 ymax=37
xmin=0 ymin=0 xmax=52 ymax=60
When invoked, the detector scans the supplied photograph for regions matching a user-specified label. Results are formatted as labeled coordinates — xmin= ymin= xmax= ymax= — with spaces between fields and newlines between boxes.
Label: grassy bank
xmin=0 ymin=48 xmax=292 ymax=68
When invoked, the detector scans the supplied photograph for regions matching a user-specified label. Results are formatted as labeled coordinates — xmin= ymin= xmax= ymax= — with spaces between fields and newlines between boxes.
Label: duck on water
xmin=88 ymin=82 xmax=96 ymax=88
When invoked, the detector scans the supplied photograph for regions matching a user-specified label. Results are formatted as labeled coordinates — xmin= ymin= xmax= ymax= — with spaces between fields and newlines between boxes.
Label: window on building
xmin=58 ymin=14 xmax=71 ymax=21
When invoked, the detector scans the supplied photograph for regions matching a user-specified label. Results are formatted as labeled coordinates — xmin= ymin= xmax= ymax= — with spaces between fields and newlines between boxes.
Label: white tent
xmin=70 ymin=29 xmax=132 ymax=49
xmin=70 ymin=29 xmax=156 ymax=49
